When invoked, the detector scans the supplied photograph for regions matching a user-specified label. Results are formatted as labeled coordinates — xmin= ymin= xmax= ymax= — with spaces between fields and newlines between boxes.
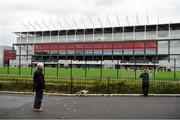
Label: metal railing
xmin=0 ymin=58 xmax=180 ymax=94
xmin=0 ymin=75 xmax=180 ymax=94
xmin=1 ymin=58 xmax=180 ymax=81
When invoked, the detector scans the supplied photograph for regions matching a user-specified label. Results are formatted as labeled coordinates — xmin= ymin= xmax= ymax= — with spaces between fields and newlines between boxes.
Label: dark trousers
xmin=142 ymin=85 xmax=149 ymax=96
xmin=34 ymin=89 xmax=43 ymax=109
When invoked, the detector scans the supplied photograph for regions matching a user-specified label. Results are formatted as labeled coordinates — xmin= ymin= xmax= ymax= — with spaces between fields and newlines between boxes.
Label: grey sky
xmin=0 ymin=0 xmax=180 ymax=46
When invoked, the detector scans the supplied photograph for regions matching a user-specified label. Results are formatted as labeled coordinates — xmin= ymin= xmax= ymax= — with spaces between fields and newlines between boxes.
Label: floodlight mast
xmin=116 ymin=16 xmax=121 ymax=26
xmin=49 ymin=20 xmax=52 ymax=43
xmin=98 ymin=17 xmax=104 ymax=78
xmin=22 ymin=22 xmax=32 ymax=61
xmin=28 ymin=21 xmax=37 ymax=44
xmin=65 ymin=19 xmax=71 ymax=43
xmin=27 ymin=21 xmax=37 ymax=66
xmin=57 ymin=20 xmax=64 ymax=43
xmin=98 ymin=17 xmax=104 ymax=42
xmin=73 ymin=18 xmax=79 ymax=29
xmin=168 ymin=12 xmax=172 ymax=39
xmin=89 ymin=17 xmax=96 ymax=60
xmin=156 ymin=10 xmax=159 ymax=39
xmin=64 ymin=19 xmax=71 ymax=61
xmin=107 ymin=16 xmax=114 ymax=61
xmin=57 ymin=20 xmax=64 ymax=29
xmin=107 ymin=16 xmax=114 ymax=41
xmin=146 ymin=11 xmax=149 ymax=25
xmin=50 ymin=20 xmax=59 ymax=43
xmin=145 ymin=11 xmax=150 ymax=40
xmin=126 ymin=13 xmax=130 ymax=42
xmin=22 ymin=22 xmax=30 ymax=31
xmin=169 ymin=21 xmax=171 ymax=39
xmin=35 ymin=21 xmax=44 ymax=43
xmin=89 ymin=17 xmax=95 ymax=42
xmin=136 ymin=13 xmax=140 ymax=25
xmin=21 ymin=21 xmax=30 ymax=61
xmin=126 ymin=15 xmax=130 ymax=26
xmin=50 ymin=20 xmax=57 ymax=30
xmin=22 ymin=22 xmax=30 ymax=43
xmin=107 ymin=16 xmax=111 ymax=27
xmin=72 ymin=18 xmax=79 ymax=42
xmin=134 ymin=13 xmax=140 ymax=40
xmin=81 ymin=18 xmax=86 ymax=42
xmin=116 ymin=16 xmax=123 ymax=40
xmin=81 ymin=18 xmax=86 ymax=65
xmin=19 ymin=21 xmax=22 ymax=39
xmin=42 ymin=20 xmax=51 ymax=43
xmin=18 ymin=21 xmax=23 ymax=75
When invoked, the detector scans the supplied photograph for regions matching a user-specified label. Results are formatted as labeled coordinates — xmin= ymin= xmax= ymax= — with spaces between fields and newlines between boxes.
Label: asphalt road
xmin=0 ymin=93 xmax=180 ymax=119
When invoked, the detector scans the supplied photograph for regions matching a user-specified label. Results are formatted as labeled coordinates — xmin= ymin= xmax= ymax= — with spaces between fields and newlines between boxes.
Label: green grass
xmin=0 ymin=67 xmax=180 ymax=80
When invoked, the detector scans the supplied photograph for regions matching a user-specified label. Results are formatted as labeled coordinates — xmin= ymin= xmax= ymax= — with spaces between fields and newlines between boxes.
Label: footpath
xmin=0 ymin=92 xmax=180 ymax=119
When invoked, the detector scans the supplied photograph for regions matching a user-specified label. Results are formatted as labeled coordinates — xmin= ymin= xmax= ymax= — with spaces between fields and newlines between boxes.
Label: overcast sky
xmin=0 ymin=0 xmax=180 ymax=46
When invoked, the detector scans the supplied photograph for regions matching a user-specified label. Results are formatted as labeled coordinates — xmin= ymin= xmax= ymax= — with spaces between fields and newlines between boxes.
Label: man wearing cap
xmin=140 ymin=68 xmax=149 ymax=96
xmin=33 ymin=63 xmax=46 ymax=112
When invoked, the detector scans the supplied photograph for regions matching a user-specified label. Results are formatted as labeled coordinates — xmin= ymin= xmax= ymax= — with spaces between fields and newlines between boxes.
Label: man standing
xmin=33 ymin=63 xmax=46 ymax=112
xmin=140 ymin=68 xmax=149 ymax=96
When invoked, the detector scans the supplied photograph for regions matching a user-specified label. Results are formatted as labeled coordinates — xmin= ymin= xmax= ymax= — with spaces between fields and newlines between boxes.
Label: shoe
xmin=33 ymin=108 xmax=43 ymax=112
xmin=33 ymin=108 xmax=38 ymax=111
xmin=37 ymin=108 xmax=43 ymax=112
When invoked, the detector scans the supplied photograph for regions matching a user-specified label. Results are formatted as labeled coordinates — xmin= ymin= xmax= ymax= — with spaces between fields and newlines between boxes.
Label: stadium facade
xmin=10 ymin=21 xmax=180 ymax=70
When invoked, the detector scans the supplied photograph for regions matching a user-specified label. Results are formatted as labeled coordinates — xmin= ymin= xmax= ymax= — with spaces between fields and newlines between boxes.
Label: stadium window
xmin=170 ymin=41 xmax=180 ymax=54
xmin=158 ymin=41 xmax=168 ymax=55
xmin=114 ymin=27 xmax=123 ymax=33
xmin=135 ymin=26 xmax=145 ymax=32
xmin=171 ymin=23 xmax=180 ymax=30
xmin=51 ymin=31 xmax=58 ymax=36
xmin=146 ymin=25 xmax=156 ymax=31
xmin=104 ymin=28 xmax=112 ymax=34
xmin=158 ymin=24 xmax=168 ymax=31
xmin=124 ymin=26 xmax=133 ymax=32
xmin=59 ymin=31 xmax=66 ymax=36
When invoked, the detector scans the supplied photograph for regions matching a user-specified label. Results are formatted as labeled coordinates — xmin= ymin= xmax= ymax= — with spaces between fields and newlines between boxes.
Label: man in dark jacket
xmin=33 ymin=63 xmax=46 ymax=112
xmin=140 ymin=68 xmax=149 ymax=96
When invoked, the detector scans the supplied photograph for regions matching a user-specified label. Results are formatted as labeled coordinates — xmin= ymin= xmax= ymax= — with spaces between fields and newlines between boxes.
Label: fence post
xmin=19 ymin=45 xmax=21 ymax=75
xmin=153 ymin=59 xmax=156 ymax=80
xmin=56 ymin=61 xmax=58 ymax=77
xmin=135 ymin=59 xmax=137 ymax=80
xmin=107 ymin=77 xmax=110 ymax=94
xmin=85 ymin=60 xmax=87 ymax=78
xmin=43 ymin=60 xmax=45 ymax=75
xmin=70 ymin=59 xmax=72 ymax=77
xmin=100 ymin=58 xmax=103 ymax=78
xmin=7 ymin=59 xmax=9 ymax=75
xmin=70 ymin=76 xmax=73 ymax=94
xmin=96 ymin=78 xmax=99 ymax=94
xmin=117 ymin=60 xmax=119 ymax=79
xmin=174 ymin=58 xmax=176 ymax=81
xmin=31 ymin=57 xmax=33 ymax=76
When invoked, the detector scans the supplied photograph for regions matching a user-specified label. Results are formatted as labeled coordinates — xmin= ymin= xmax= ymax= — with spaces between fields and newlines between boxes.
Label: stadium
xmin=1 ymin=17 xmax=180 ymax=93
xmin=1 ymin=17 xmax=179 ymax=76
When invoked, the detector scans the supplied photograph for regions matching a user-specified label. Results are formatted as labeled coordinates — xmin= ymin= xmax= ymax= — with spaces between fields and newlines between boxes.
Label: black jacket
xmin=33 ymin=68 xmax=46 ymax=91
xmin=140 ymin=72 xmax=149 ymax=86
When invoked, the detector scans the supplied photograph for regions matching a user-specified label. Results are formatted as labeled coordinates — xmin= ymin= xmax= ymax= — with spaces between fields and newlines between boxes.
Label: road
xmin=0 ymin=93 xmax=180 ymax=119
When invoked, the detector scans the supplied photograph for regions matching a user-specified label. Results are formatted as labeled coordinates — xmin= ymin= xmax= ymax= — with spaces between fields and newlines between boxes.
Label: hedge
xmin=0 ymin=76 xmax=180 ymax=94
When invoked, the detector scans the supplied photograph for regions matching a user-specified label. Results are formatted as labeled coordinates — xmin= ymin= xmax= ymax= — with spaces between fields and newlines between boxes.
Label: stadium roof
xmin=14 ymin=22 xmax=180 ymax=37
xmin=14 ymin=15 xmax=180 ymax=31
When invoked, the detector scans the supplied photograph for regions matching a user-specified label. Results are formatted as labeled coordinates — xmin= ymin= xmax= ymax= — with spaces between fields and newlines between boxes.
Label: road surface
xmin=0 ymin=93 xmax=180 ymax=119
